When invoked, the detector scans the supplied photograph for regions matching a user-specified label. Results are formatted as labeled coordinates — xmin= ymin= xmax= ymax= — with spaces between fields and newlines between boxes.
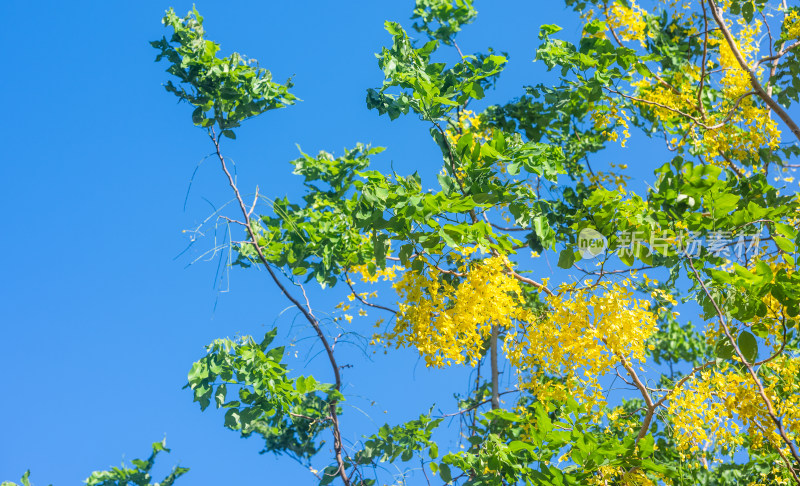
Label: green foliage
xmin=1 ymin=471 xmax=32 ymax=486
xmin=151 ymin=7 xmax=296 ymax=134
xmin=437 ymin=401 xmax=672 ymax=485
xmin=3 ymin=443 xmax=186 ymax=486
xmin=236 ymin=144 xmax=385 ymax=286
xmin=84 ymin=440 xmax=188 ymax=486
xmin=146 ymin=2 xmax=800 ymax=486
xmin=366 ymin=21 xmax=505 ymax=121
xmin=185 ymin=329 xmax=340 ymax=460
xmin=411 ymin=0 xmax=477 ymax=45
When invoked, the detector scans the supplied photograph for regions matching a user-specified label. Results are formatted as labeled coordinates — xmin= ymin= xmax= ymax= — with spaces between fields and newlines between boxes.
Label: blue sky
xmin=0 ymin=0 xmax=755 ymax=485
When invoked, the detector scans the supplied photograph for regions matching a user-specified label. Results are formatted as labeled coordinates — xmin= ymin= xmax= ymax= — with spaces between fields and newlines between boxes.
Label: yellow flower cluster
xmin=587 ymin=466 xmax=663 ymax=486
xmin=668 ymin=354 xmax=800 ymax=462
xmin=714 ymin=19 xmax=760 ymax=98
xmin=583 ymin=161 xmax=631 ymax=192
xmin=630 ymin=18 xmax=781 ymax=164
xmin=695 ymin=20 xmax=780 ymax=159
xmin=668 ymin=364 xmax=752 ymax=455
xmin=348 ymin=263 xmax=403 ymax=283
xmin=701 ymin=100 xmax=781 ymax=161
xmin=506 ymin=282 xmax=657 ymax=408
xmin=591 ymin=101 xmax=633 ymax=148
xmin=784 ymin=9 xmax=800 ymax=40
xmin=606 ymin=0 xmax=648 ymax=46
xmin=445 ymin=109 xmax=491 ymax=145
xmin=338 ymin=263 xmax=402 ymax=327
xmin=388 ymin=255 xmax=528 ymax=367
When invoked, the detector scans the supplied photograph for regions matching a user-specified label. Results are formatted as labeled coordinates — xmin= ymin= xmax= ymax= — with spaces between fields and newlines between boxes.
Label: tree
xmin=148 ymin=0 xmax=800 ymax=484
xmin=7 ymin=0 xmax=800 ymax=484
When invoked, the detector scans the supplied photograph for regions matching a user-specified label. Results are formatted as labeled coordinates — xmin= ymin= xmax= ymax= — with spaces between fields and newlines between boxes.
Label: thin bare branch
xmin=209 ymin=128 xmax=351 ymax=486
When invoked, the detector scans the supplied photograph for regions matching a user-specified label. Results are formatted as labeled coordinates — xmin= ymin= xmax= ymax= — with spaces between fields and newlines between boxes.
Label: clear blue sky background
xmin=0 ymin=1 xmax=764 ymax=485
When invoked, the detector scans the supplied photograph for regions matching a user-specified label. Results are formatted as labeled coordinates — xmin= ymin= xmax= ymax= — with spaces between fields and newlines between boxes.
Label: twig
xmin=343 ymin=272 xmax=398 ymax=315
xmin=698 ymin=0 xmax=710 ymax=119
xmin=439 ymin=390 xmax=520 ymax=418
xmin=607 ymin=86 xmax=756 ymax=130
xmin=248 ymin=186 xmax=259 ymax=218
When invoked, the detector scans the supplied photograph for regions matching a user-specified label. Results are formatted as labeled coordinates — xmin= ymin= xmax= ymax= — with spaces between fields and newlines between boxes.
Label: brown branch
xmin=510 ymin=270 xmax=554 ymax=296
xmin=698 ymin=0 xmax=710 ymax=119
xmin=573 ymin=264 xmax=654 ymax=276
xmin=420 ymin=458 xmax=432 ymax=486
xmin=439 ymin=390 xmax=520 ymax=418
xmin=343 ymin=272 xmax=398 ymax=315
xmin=218 ymin=215 xmax=246 ymax=226
xmin=452 ymin=39 xmax=465 ymax=59
xmin=757 ymin=40 xmax=800 ymax=67
xmin=247 ymin=185 xmax=259 ymax=218
xmin=489 ymin=222 xmax=529 ymax=232
xmin=209 ymin=129 xmax=351 ymax=486
xmin=651 ymin=361 xmax=715 ymax=409
xmin=617 ymin=353 xmax=655 ymax=443
xmin=607 ymin=86 xmax=756 ymax=130
xmin=490 ymin=325 xmax=499 ymax=409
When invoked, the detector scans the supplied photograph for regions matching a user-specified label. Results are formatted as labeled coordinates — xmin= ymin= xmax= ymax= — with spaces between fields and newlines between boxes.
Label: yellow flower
xmin=606 ymin=0 xmax=648 ymax=46
xmin=507 ymin=281 xmax=657 ymax=408
xmin=784 ymin=9 xmax=800 ymax=40
xmin=386 ymin=255 xmax=529 ymax=367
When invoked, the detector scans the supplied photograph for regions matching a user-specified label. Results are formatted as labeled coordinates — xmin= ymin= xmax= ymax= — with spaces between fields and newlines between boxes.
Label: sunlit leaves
xmin=151 ymin=1 xmax=800 ymax=484
xmin=84 ymin=439 xmax=188 ymax=486
xmin=185 ymin=329 xmax=339 ymax=460
xmin=152 ymin=7 xmax=296 ymax=134
xmin=411 ymin=0 xmax=476 ymax=45
xmin=367 ymin=21 xmax=506 ymax=121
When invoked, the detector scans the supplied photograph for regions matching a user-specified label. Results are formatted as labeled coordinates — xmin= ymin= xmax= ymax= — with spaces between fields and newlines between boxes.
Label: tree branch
xmin=707 ymin=0 xmax=800 ymax=142
xmin=209 ymin=129 xmax=351 ymax=486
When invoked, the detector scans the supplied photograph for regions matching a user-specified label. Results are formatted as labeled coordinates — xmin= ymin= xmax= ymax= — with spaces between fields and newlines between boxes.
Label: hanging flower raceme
xmin=606 ymin=0 xmax=648 ymax=46
xmin=506 ymin=281 xmax=658 ymax=409
xmin=668 ymin=355 xmax=800 ymax=465
xmin=388 ymin=254 xmax=529 ymax=367
xmin=783 ymin=8 xmax=800 ymax=40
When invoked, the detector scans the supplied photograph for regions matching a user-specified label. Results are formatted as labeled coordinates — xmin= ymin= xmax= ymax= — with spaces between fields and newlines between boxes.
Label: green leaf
xmin=224 ymin=408 xmax=240 ymax=429
xmin=775 ymin=223 xmax=797 ymax=240
xmin=775 ymin=236 xmax=796 ymax=253
xmin=738 ymin=330 xmax=758 ymax=363
xmin=215 ymin=384 xmax=227 ymax=408
xmin=439 ymin=463 xmax=452 ymax=483
xmin=508 ymin=440 xmax=536 ymax=452
xmin=191 ymin=106 xmax=204 ymax=125
xmin=260 ymin=328 xmax=278 ymax=349
xmin=638 ymin=434 xmax=655 ymax=458
xmin=742 ymin=1 xmax=754 ymax=22
xmin=715 ymin=337 xmax=735 ymax=360
xmin=187 ymin=361 xmax=208 ymax=385
xmin=557 ymin=248 xmax=575 ymax=269
xmin=539 ymin=24 xmax=563 ymax=38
